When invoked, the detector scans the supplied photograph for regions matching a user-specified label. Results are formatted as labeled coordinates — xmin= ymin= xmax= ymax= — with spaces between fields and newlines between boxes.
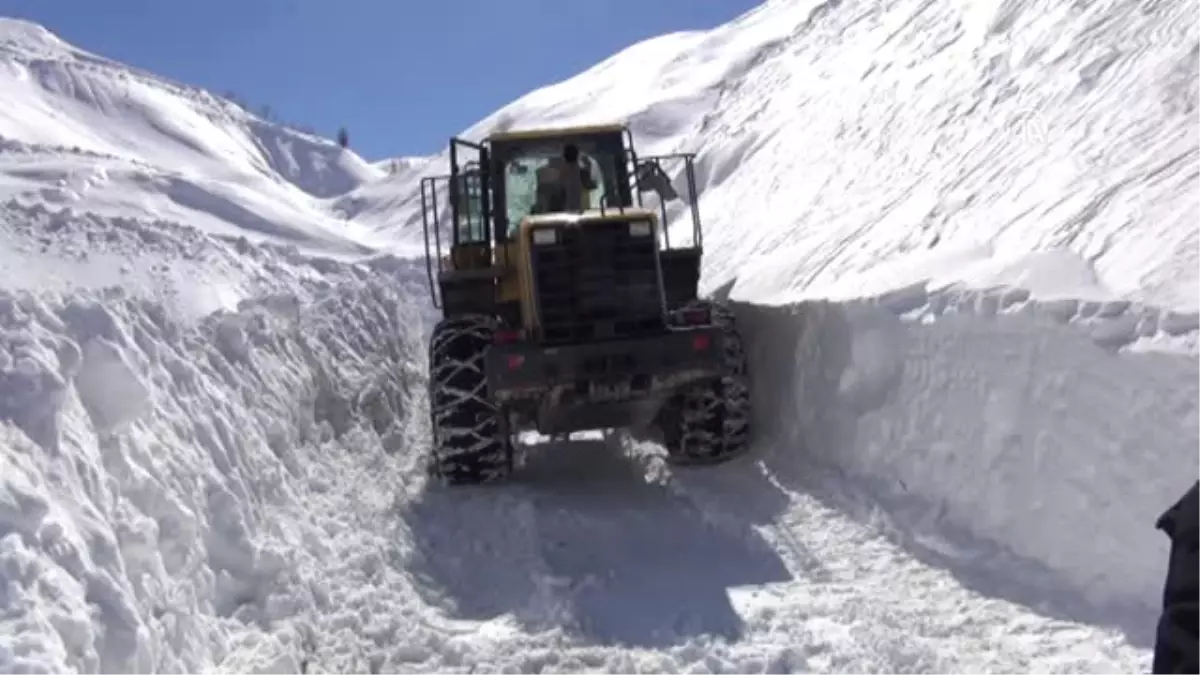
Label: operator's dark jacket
xmin=1153 ymin=480 xmax=1198 ymax=674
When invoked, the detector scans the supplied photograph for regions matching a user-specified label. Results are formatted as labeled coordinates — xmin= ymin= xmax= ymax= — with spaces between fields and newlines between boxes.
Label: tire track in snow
xmin=665 ymin=455 xmax=1141 ymax=673
xmin=400 ymin=437 xmax=792 ymax=652
xmin=517 ymin=440 xmax=790 ymax=649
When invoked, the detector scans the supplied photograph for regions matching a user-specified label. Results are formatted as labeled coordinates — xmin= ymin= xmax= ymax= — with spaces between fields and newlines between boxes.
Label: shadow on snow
xmin=401 ymin=437 xmax=792 ymax=648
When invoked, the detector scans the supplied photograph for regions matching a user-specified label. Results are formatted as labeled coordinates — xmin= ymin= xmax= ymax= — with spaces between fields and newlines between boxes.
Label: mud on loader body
xmin=419 ymin=123 xmax=751 ymax=484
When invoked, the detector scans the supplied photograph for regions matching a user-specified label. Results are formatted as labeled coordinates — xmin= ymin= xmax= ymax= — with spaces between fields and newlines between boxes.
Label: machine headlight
xmin=628 ymin=220 xmax=652 ymax=237
xmin=532 ymin=228 xmax=558 ymax=245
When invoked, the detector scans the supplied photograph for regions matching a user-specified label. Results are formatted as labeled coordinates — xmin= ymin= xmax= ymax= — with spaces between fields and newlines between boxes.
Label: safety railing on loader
xmin=419 ymin=175 xmax=446 ymax=309
xmin=419 ymin=138 xmax=494 ymax=311
xmin=631 ymin=152 xmax=703 ymax=252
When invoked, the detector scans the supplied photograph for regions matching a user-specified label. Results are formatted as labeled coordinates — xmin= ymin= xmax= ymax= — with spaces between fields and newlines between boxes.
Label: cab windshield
xmin=503 ymin=149 xmax=611 ymax=236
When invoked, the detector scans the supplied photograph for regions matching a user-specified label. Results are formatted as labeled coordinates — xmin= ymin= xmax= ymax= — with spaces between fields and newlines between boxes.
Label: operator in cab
xmin=534 ymin=143 xmax=596 ymax=213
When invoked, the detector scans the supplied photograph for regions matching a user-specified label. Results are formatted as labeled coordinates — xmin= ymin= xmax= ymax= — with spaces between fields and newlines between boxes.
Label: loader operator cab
xmin=532 ymin=143 xmax=599 ymax=215
xmin=419 ymin=123 xmax=709 ymax=326
xmin=502 ymin=141 xmax=614 ymax=237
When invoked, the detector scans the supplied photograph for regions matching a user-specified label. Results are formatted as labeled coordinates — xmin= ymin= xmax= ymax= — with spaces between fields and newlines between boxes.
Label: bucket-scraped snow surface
xmin=0 ymin=0 xmax=1196 ymax=670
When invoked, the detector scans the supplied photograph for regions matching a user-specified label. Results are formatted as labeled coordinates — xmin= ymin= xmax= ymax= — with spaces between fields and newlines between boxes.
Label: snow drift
xmin=0 ymin=273 xmax=428 ymax=672
xmin=0 ymin=266 xmax=1173 ymax=672
xmin=732 ymin=281 xmax=1198 ymax=642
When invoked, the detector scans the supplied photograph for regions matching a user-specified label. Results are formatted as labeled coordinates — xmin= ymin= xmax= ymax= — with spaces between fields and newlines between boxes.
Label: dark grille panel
xmin=532 ymin=220 xmax=664 ymax=345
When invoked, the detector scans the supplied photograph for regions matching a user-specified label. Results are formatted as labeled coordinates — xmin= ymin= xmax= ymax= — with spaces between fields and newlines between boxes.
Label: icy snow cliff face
xmin=683 ymin=0 xmax=1197 ymax=310
xmin=0 ymin=267 xmax=431 ymax=672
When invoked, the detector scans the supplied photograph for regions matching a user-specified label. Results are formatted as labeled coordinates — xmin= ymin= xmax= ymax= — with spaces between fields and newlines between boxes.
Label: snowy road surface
xmin=396 ymin=438 xmax=1152 ymax=674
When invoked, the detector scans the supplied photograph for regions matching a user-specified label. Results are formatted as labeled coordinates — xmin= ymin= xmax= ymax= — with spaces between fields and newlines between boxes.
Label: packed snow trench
xmin=1 ymin=224 xmax=1195 ymax=673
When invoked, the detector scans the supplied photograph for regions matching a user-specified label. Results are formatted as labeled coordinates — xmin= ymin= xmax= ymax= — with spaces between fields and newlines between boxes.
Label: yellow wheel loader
xmin=419 ymin=123 xmax=751 ymax=484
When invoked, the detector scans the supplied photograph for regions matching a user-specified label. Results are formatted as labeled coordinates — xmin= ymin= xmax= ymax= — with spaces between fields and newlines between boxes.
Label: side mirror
xmin=635 ymin=160 xmax=678 ymax=201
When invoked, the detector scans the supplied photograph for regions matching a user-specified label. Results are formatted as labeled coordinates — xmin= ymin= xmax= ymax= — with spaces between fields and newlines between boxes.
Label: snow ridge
xmin=2 ymin=267 xmax=1179 ymax=672
xmin=0 ymin=273 xmax=427 ymax=673
xmin=733 ymin=282 xmax=1198 ymax=642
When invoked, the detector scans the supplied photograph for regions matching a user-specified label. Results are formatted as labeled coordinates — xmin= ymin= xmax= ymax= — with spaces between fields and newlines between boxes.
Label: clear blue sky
xmin=1 ymin=0 xmax=760 ymax=159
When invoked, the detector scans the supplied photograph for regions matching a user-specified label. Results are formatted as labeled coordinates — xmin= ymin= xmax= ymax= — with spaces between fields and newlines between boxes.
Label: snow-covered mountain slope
xmin=0 ymin=0 xmax=1197 ymax=670
xmin=335 ymin=4 xmax=829 ymax=239
xmin=693 ymin=0 xmax=1198 ymax=313
xmin=0 ymin=18 xmax=411 ymax=258
xmin=350 ymin=0 xmax=1198 ymax=315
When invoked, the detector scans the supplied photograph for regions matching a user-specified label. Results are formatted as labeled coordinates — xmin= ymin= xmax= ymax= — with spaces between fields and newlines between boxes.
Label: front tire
xmin=661 ymin=300 xmax=752 ymax=465
xmin=427 ymin=315 xmax=512 ymax=484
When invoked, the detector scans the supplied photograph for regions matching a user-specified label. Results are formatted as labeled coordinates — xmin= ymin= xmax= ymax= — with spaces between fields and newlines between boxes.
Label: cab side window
xmin=453 ymin=168 xmax=487 ymax=244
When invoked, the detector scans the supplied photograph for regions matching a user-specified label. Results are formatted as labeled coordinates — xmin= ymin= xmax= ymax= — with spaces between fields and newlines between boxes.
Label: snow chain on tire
xmin=427 ymin=314 xmax=512 ymax=484
xmin=664 ymin=300 xmax=752 ymax=464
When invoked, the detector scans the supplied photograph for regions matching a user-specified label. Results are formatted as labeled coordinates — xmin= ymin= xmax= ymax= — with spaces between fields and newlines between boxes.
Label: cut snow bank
xmin=0 ymin=275 xmax=427 ymax=673
xmin=734 ymin=282 xmax=1199 ymax=639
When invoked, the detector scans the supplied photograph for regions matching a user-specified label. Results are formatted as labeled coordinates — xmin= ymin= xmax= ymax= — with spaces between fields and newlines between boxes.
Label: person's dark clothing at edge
xmin=1152 ymin=480 xmax=1198 ymax=674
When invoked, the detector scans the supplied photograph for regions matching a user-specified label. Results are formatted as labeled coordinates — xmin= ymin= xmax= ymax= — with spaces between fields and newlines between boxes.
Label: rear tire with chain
xmin=427 ymin=315 xmax=512 ymax=484
xmin=661 ymin=300 xmax=752 ymax=465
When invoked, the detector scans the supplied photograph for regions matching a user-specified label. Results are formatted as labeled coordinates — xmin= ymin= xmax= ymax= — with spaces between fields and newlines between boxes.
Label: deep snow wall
xmin=0 ymin=275 xmax=427 ymax=673
xmin=733 ymin=284 xmax=1199 ymax=641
